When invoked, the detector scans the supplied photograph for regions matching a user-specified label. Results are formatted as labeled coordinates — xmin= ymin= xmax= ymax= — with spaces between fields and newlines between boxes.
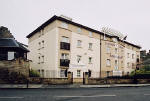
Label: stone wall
xmin=29 ymin=72 xmax=73 ymax=84
xmin=86 ymin=78 xmax=150 ymax=85
xmin=0 ymin=59 xmax=29 ymax=83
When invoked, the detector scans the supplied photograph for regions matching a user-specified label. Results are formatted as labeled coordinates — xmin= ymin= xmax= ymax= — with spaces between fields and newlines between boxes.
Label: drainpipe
xmin=100 ymin=34 xmax=102 ymax=78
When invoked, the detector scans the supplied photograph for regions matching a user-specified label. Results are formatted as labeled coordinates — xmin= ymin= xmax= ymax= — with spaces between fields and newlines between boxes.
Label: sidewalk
xmin=0 ymin=84 xmax=150 ymax=88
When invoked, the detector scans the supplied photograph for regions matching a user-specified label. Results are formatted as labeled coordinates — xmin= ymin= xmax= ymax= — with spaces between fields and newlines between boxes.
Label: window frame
xmin=61 ymin=36 xmax=69 ymax=43
xmin=77 ymin=70 xmax=81 ymax=77
xmin=106 ymin=59 xmax=111 ymax=67
xmin=77 ymin=40 xmax=82 ymax=47
xmin=77 ymin=55 xmax=81 ymax=63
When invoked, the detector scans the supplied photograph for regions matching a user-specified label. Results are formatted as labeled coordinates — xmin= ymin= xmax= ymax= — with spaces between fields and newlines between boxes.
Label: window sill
xmin=88 ymin=63 xmax=92 ymax=64
xmin=77 ymin=46 xmax=82 ymax=48
xmin=89 ymin=36 xmax=93 ymax=38
xmin=58 ymin=27 xmax=72 ymax=32
xmin=88 ymin=49 xmax=93 ymax=51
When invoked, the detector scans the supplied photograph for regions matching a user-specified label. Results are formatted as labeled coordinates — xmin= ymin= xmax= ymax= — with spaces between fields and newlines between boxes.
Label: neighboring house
xmin=0 ymin=38 xmax=29 ymax=60
xmin=27 ymin=15 xmax=141 ymax=82
xmin=140 ymin=50 xmax=150 ymax=67
xmin=0 ymin=26 xmax=29 ymax=80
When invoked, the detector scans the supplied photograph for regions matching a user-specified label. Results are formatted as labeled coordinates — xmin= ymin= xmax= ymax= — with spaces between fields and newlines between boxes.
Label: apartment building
xmin=27 ymin=15 xmax=141 ymax=80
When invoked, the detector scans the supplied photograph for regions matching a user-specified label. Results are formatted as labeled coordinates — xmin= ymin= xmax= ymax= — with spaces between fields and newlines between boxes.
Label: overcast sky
xmin=0 ymin=0 xmax=150 ymax=50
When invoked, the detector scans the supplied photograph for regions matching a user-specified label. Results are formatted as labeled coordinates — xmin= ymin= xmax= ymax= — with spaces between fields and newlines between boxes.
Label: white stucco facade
xmin=69 ymin=32 xmax=100 ymax=78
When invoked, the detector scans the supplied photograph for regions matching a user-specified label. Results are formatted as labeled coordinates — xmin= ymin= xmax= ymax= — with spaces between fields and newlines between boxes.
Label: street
xmin=0 ymin=86 xmax=150 ymax=101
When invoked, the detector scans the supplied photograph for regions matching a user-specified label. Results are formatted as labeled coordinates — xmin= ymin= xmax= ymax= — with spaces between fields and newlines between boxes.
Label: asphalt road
xmin=0 ymin=87 xmax=150 ymax=101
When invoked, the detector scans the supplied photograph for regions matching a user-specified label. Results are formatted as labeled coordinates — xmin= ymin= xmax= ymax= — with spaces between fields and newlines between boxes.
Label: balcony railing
xmin=60 ymin=59 xmax=70 ymax=67
xmin=60 ymin=42 xmax=70 ymax=50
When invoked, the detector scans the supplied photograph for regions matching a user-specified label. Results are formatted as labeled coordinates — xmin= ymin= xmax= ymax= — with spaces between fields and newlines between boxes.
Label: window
xmin=41 ymin=69 xmax=44 ymax=77
xmin=121 ymin=61 xmax=124 ymax=68
xmin=107 ymin=47 xmax=111 ymax=53
xmin=106 ymin=59 xmax=111 ymax=66
xmin=89 ymin=32 xmax=93 ymax=37
xmin=38 ymin=56 xmax=40 ymax=64
xmin=132 ymin=54 xmax=134 ymax=59
xmin=60 ymin=70 xmax=67 ymax=77
xmin=39 ymin=32 xmax=41 ymax=37
xmin=132 ymin=63 xmax=135 ymax=68
xmin=61 ymin=53 xmax=69 ymax=59
xmin=42 ymin=40 xmax=44 ymax=48
xmin=77 ymin=40 xmax=82 ymax=47
xmin=77 ymin=70 xmax=81 ymax=77
xmin=127 ymin=62 xmax=130 ymax=68
xmin=88 ymin=43 xmax=93 ymax=50
xmin=77 ymin=28 xmax=82 ymax=33
xmin=127 ymin=53 xmax=130 ymax=58
xmin=61 ymin=36 xmax=69 ymax=43
xmin=89 ymin=57 xmax=92 ymax=64
xmin=115 ymin=60 xmax=118 ymax=70
xmin=61 ymin=22 xmax=68 ymax=29
xmin=41 ymin=56 xmax=44 ymax=63
xmin=77 ymin=55 xmax=81 ymax=63
xmin=115 ymin=48 xmax=117 ymax=54
xmin=39 ymin=42 xmax=41 ymax=49
xmin=41 ymin=29 xmax=44 ymax=35
xmin=8 ymin=52 xmax=14 ymax=60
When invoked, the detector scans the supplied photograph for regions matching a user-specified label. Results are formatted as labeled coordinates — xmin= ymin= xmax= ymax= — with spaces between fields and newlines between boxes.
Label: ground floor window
xmin=77 ymin=70 xmax=81 ymax=77
xmin=60 ymin=69 xmax=67 ymax=77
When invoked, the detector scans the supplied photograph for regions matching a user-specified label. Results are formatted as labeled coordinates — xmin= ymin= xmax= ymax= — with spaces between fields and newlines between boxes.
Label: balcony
xmin=60 ymin=42 xmax=70 ymax=50
xmin=60 ymin=59 xmax=70 ymax=67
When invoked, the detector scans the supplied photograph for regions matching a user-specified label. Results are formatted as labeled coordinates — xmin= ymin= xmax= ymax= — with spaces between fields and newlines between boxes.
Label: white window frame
xmin=41 ymin=56 xmax=44 ymax=63
xmin=88 ymin=43 xmax=93 ymax=50
xmin=89 ymin=57 xmax=92 ymax=64
xmin=61 ymin=53 xmax=69 ymax=59
xmin=106 ymin=47 xmax=111 ymax=53
xmin=77 ymin=55 xmax=81 ymax=63
xmin=60 ymin=70 xmax=66 ymax=77
xmin=115 ymin=60 xmax=118 ymax=70
xmin=77 ymin=40 xmax=82 ymax=47
xmin=106 ymin=59 xmax=111 ymax=67
xmin=61 ymin=36 xmax=69 ymax=43
xmin=8 ymin=51 xmax=14 ymax=60
xmin=77 ymin=70 xmax=81 ymax=77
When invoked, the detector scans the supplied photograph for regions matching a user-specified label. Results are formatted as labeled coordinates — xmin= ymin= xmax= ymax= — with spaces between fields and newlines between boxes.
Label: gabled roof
xmin=26 ymin=15 xmax=141 ymax=49
xmin=26 ymin=15 xmax=104 ymax=38
xmin=0 ymin=38 xmax=19 ymax=47
xmin=0 ymin=38 xmax=29 ymax=52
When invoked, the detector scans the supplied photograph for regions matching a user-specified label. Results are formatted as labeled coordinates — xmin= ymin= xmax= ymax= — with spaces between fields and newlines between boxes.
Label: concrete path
xmin=0 ymin=84 xmax=150 ymax=88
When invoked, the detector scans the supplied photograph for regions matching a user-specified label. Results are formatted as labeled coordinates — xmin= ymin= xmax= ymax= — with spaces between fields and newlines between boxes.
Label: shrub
xmin=29 ymin=69 xmax=40 ymax=77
